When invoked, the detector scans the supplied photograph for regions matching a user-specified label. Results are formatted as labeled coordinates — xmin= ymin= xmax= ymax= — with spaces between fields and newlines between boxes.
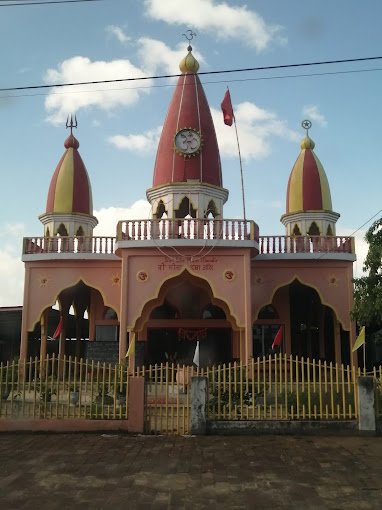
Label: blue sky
xmin=0 ymin=0 xmax=381 ymax=306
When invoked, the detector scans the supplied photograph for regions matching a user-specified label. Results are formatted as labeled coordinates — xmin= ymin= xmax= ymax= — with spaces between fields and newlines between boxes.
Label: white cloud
xmin=212 ymin=101 xmax=299 ymax=161
xmin=106 ymin=25 xmax=130 ymax=44
xmin=302 ymin=105 xmax=328 ymax=127
xmin=137 ymin=37 xmax=205 ymax=76
xmin=144 ymin=0 xmax=285 ymax=51
xmin=0 ymin=223 xmax=27 ymax=306
xmin=43 ymin=38 xmax=198 ymax=124
xmin=108 ymin=126 xmax=162 ymax=153
xmin=44 ymin=56 xmax=153 ymax=124
xmin=94 ymin=200 xmax=152 ymax=236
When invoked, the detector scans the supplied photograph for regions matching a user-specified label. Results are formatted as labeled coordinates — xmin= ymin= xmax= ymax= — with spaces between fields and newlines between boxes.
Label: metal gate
xmin=143 ymin=364 xmax=193 ymax=434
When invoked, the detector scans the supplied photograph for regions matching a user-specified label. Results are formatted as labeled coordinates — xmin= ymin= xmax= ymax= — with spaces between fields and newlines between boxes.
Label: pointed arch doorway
xmin=138 ymin=273 xmax=236 ymax=367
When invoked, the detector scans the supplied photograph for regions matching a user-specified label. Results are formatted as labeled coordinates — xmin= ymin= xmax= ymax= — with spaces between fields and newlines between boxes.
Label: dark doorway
xmin=147 ymin=328 xmax=231 ymax=366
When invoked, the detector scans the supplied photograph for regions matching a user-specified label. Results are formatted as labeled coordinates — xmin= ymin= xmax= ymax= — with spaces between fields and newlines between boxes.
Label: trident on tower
xmin=66 ymin=114 xmax=78 ymax=135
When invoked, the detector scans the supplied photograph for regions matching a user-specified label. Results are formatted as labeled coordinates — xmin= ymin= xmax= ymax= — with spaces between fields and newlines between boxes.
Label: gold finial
xmin=300 ymin=119 xmax=315 ymax=149
xmin=179 ymin=30 xmax=199 ymax=73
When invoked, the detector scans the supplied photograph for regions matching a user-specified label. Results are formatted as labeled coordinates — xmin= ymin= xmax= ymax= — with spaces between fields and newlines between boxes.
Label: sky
xmin=0 ymin=0 xmax=381 ymax=306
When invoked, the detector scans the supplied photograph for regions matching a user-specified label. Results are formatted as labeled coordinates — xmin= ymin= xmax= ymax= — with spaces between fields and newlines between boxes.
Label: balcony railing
xmin=23 ymin=236 xmax=116 ymax=255
xmin=22 ymin=233 xmax=354 ymax=256
xmin=258 ymin=235 xmax=354 ymax=255
xmin=117 ymin=218 xmax=259 ymax=241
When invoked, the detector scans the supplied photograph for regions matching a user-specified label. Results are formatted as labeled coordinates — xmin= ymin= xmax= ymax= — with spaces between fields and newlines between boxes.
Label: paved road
xmin=0 ymin=433 xmax=381 ymax=509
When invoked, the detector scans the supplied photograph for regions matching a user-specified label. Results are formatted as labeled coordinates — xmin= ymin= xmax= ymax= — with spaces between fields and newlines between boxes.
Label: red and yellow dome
xmin=152 ymin=46 xmax=222 ymax=188
xmin=286 ymin=135 xmax=332 ymax=214
xmin=46 ymin=133 xmax=93 ymax=215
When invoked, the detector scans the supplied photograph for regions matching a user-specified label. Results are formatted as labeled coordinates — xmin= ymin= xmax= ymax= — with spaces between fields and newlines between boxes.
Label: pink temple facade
xmin=19 ymin=45 xmax=357 ymax=369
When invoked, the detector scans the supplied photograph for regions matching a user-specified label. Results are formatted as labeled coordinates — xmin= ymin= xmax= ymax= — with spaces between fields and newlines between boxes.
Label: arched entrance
xmin=33 ymin=281 xmax=119 ymax=362
xmin=254 ymin=280 xmax=350 ymax=364
xmin=140 ymin=273 xmax=235 ymax=367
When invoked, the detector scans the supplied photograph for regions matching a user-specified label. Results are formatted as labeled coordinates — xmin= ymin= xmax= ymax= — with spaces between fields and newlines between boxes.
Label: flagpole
xmin=363 ymin=341 xmax=366 ymax=375
xmin=233 ymin=114 xmax=246 ymax=222
xmin=221 ymin=87 xmax=246 ymax=221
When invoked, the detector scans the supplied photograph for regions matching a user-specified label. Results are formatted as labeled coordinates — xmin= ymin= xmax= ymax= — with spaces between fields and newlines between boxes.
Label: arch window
xmin=57 ymin=223 xmax=68 ymax=236
xmin=155 ymin=200 xmax=167 ymax=219
xmin=292 ymin=224 xmax=301 ymax=236
xmin=205 ymin=200 xmax=218 ymax=218
xmin=175 ymin=197 xmax=196 ymax=218
xmin=308 ymin=222 xmax=320 ymax=236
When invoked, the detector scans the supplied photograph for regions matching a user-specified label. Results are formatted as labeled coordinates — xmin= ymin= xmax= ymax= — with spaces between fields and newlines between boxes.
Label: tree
xmin=352 ymin=217 xmax=382 ymax=328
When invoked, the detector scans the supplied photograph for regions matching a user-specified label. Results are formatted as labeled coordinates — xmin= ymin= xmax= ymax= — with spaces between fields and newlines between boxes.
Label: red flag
xmin=271 ymin=326 xmax=282 ymax=350
xmin=52 ymin=317 xmax=63 ymax=339
xmin=221 ymin=89 xmax=234 ymax=126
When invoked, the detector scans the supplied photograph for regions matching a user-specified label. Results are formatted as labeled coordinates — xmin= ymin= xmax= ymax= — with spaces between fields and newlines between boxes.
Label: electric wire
xmin=0 ymin=0 xmax=103 ymax=6
xmin=1 ymin=55 xmax=381 ymax=94
xmin=1 ymin=67 xmax=381 ymax=100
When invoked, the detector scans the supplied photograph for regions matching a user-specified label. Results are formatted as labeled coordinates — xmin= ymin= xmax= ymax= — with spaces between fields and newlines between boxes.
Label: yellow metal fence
xmin=207 ymin=355 xmax=359 ymax=421
xmin=2 ymin=354 xmax=381 ymax=430
xmin=372 ymin=365 xmax=382 ymax=418
xmin=141 ymin=363 xmax=194 ymax=435
xmin=0 ymin=355 xmax=129 ymax=420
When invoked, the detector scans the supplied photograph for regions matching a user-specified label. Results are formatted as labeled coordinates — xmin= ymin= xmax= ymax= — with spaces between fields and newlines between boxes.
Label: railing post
xmin=357 ymin=376 xmax=376 ymax=433
xmin=127 ymin=376 xmax=145 ymax=433
xmin=190 ymin=376 xmax=208 ymax=435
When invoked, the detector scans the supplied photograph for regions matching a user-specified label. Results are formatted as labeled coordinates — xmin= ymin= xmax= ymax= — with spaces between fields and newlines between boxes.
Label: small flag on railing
xmin=352 ymin=326 xmax=365 ymax=352
xmin=52 ymin=317 xmax=63 ymax=339
xmin=126 ymin=335 xmax=136 ymax=358
xmin=193 ymin=341 xmax=200 ymax=367
xmin=271 ymin=326 xmax=283 ymax=350
xmin=221 ymin=88 xmax=234 ymax=126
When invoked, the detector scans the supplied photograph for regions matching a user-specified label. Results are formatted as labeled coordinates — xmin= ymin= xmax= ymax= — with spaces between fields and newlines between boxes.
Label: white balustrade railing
xmin=117 ymin=218 xmax=259 ymax=241
xmin=23 ymin=232 xmax=354 ymax=256
xmin=258 ymin=235 xmax=354 ymax=254
xmin=23 ymin=236 xmax=116 ymax=255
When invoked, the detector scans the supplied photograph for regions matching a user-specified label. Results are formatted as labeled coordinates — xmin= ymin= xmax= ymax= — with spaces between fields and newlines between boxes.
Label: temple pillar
xmin=119 ymin=255 xmax=129 ymax=362
xmin=40 ymin=308 xmax=49 ymax=361
xmin=20 ymin=267 xmax=31 ymax=362
xmin=319 ymin=307 xmax=325 ymax=359
xmin=334 ymin=318 xmax=342 ymax=365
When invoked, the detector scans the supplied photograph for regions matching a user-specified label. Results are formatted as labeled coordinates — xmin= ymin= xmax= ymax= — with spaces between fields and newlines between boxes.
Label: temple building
xmin=20 ymin=43 xmax=357 ymax=369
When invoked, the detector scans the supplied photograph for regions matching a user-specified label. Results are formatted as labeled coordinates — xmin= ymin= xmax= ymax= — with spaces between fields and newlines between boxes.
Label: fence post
xmin=191 ymin=376 xmax=207 ymax=435
xmin=357 ymin=376 xmax=376 ymax=433
xmin=127 ymin=376 xmax=145 ymax=433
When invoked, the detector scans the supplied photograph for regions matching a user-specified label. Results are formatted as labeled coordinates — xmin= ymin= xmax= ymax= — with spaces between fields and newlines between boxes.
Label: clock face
xmin=174 ymin=129 xmax=202 ymax=156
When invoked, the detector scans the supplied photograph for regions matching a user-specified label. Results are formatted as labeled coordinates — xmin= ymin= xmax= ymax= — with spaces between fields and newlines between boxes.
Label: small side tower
xmin=39 ymin=117 xmax=98 ymax=238
xmin=147 ymin=34 xmax=228 ymax=221
xmin=281 ymin=120 xmax=339 ymax=237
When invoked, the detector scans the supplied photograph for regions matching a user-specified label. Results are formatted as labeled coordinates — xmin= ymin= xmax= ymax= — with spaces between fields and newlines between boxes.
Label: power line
xmin=1 ymin=66 xmax=381 ymax=100
xmin=349 ymin=209 xmax=382 ymax=237
xmin=0 ymin=0 xmax=102 ymax=6
xmin=1 ymin=55 xmax=381 ymax=93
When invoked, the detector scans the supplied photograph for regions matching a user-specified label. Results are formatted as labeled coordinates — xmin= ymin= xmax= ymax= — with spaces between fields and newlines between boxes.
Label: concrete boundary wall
xmin=207 ymin=420 xmax=357 ymax=435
